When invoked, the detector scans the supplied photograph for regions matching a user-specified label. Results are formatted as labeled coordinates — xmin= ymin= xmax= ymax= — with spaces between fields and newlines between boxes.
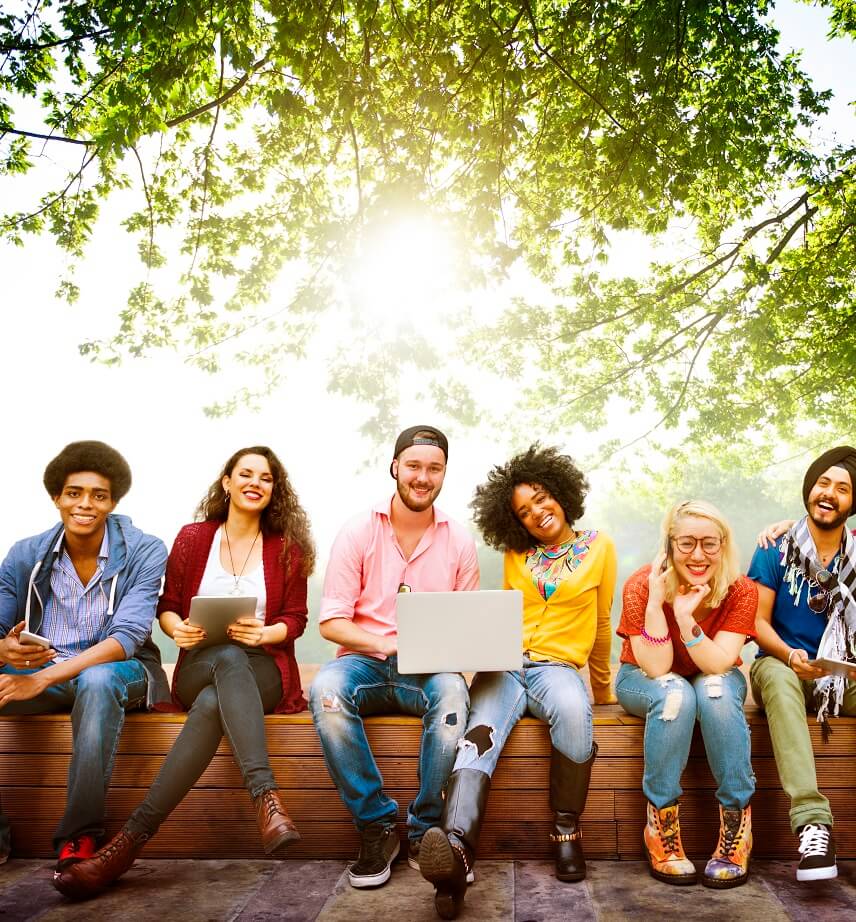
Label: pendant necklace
xmin=224 ymin=525 xmax=261 ymax=595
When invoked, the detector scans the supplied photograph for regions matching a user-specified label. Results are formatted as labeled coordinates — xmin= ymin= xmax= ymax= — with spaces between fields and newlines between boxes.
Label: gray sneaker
xmin=348 ymin=823 xmax=400 ymax=888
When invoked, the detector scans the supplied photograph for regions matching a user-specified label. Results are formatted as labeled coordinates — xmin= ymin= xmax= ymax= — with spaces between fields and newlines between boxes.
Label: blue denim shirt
xmin=0 ymin=514 xmax=170 ymax=706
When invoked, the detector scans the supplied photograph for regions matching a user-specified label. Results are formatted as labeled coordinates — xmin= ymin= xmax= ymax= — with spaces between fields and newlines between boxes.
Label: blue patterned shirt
xmin=41 ymin=530 xmax=111 ymax=660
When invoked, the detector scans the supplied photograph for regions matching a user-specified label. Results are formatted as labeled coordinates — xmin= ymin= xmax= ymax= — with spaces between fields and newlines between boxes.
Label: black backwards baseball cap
xmin=389 ymin=425 xmax=449 ymax=478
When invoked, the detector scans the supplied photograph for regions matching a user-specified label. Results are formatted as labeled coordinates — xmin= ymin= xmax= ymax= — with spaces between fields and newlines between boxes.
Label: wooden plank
xmin=2 ymin=819 xmax=622 ymax=861
xmin=4 ymin=751 xmax=853 ymax=794
xmin=2 ymin=712 xmax=853 ymax=757
xmin=3 ymin=710 xmax=855 ymax=861
xmin=0 ymin=785 xmax=615 ymax=825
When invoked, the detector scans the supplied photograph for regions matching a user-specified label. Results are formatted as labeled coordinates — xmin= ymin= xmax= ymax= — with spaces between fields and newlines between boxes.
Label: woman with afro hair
xmin=420 ymin=445 xmax=616 ymax=920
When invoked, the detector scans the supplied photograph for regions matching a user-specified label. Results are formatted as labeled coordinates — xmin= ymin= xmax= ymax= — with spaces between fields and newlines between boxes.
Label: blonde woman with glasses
xmin=615 ymin=500 xmax=758 ymax=889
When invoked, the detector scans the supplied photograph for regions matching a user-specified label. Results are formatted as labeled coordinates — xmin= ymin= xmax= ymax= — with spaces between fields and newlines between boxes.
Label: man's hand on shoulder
xmin=0 ymin=621 xmax=56 ymax=669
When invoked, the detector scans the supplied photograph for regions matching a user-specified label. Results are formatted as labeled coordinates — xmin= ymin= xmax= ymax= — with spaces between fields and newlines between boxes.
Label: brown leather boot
xmin=52 ymin=829 xmax=149 ymax=900
xmin=254 ymin=789 xmax=301 ymax=853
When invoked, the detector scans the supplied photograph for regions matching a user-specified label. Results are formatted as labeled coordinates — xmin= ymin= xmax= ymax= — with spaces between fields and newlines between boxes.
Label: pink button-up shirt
xmin=319 ymin=496 xmax=480 ymax=658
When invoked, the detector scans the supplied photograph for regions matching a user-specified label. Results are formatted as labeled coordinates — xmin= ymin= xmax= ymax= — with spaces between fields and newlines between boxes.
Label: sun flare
xmin=348 ymin=216 xmax=459 ymax=324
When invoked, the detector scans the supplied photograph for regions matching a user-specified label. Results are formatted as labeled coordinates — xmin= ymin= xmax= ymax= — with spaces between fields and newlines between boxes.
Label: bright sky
xmin=0 ymin=0 xmax=852 ymax=569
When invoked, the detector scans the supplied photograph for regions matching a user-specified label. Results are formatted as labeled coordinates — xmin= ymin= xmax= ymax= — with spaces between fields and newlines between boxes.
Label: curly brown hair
xmin=470 ymin=444 xmax=589 ymax=553
xmin=197 ymin=446 xmax=316 ymax=577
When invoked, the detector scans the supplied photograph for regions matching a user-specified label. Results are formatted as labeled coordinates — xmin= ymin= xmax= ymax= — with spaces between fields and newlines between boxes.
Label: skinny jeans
xmin=616 ymin=663 xmax=755 ymax=810
xmin=750 ymin=654 xmax=856 ymax=832
xmin=126 ymin=643 xmax=282 ymax=837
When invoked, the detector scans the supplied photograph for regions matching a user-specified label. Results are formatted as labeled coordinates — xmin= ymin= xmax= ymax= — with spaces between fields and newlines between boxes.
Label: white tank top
xmin=197 ymin=527 xmax=267 ymax=620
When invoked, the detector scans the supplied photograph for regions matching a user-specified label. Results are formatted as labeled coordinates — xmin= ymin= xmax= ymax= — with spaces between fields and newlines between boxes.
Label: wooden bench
xmin=1 ymin=703 xmax=853 ymax=861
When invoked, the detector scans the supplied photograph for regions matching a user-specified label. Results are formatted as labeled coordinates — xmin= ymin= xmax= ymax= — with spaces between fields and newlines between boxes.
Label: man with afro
xmin=0 ymin=441 xmax=169 ymax=876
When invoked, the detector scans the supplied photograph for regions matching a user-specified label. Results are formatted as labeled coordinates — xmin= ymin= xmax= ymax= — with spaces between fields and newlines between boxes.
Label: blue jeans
xmin=615 ymin=663 xmax=755 ymax=810
xmin=454 ymin=658 xmax=593 ymax=775
xmin=127 ymin=644 xmax=282 ymax=837
xmin=0 ymin=659 xmax=147 ymax=849
xmin=309 ymin=654 xmax=468 ymax=840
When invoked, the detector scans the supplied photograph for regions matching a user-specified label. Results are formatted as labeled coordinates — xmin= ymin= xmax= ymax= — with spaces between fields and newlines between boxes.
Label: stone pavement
xmin=1 ymin=858 xmax=854 ymax=921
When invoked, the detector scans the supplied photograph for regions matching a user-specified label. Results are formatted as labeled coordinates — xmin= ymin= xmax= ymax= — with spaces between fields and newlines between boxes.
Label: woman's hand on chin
xmin=672 ymin=582 xmax=710 ymax=622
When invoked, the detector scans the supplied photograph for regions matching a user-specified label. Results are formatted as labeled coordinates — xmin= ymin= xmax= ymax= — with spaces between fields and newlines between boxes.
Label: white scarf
xmin=780 ymin=518 xmax=856 ymax=722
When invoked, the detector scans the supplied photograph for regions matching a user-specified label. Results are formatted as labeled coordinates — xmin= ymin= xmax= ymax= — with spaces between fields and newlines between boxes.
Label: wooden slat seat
xmin=2 ymin=702 xmax=854 ymax=861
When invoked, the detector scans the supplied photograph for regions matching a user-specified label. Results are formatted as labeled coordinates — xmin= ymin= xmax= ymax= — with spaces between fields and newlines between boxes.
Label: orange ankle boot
xmin=643 ymin=802 xmax=697 ymax=885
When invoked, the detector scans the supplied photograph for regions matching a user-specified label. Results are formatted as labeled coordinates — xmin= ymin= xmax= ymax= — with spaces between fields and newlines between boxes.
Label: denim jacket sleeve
xmin=0 ymin=542 xmax=22 ymax=637
xmin=106 ymin=534 xmax=168 ymax=658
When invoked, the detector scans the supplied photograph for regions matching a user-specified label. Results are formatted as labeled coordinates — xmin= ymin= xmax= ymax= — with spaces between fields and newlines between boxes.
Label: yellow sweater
xmin=503 ymin=531 xmax=617 ymax=703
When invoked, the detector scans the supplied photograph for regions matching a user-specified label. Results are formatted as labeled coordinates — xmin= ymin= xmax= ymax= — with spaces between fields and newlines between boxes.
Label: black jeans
xmin=126 ymin=643 xmax=282 ymax=837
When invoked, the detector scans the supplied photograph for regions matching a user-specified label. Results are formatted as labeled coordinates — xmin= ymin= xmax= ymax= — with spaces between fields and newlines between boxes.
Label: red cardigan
xmin=157 ymin=520 xmax=308 ymax=713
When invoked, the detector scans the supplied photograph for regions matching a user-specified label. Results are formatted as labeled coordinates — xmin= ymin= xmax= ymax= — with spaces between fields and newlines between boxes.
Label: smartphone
xmin=19 ymin=630 xmax=52 ymax=649
xmin=661 ymin=537 xmax=671 ymax=572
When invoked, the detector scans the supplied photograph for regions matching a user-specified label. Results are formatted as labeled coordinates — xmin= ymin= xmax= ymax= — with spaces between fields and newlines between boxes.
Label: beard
xmin=808 ymin=499 xmax=852 ymax=531
xmin=396 ymin=478 xmax=440 ymax=512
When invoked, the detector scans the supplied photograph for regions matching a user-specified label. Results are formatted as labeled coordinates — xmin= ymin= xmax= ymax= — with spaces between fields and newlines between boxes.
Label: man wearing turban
xmin=749 ymin=446 xmax=856 ymax=883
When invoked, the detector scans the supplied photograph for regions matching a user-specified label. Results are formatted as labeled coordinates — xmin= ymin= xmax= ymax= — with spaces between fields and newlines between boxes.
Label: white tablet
xmin=809 ymin=656 xmax=856 ymax=678
xmin=187 ymin=595 xmax=258 ymax=649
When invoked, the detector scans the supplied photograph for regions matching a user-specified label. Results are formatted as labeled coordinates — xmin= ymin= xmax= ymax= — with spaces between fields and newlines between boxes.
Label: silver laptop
xmin=396 ymin=589 xmax=523 ymax=674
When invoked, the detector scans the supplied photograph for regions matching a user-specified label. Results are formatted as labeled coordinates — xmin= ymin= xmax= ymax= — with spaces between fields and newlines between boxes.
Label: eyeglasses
xmin=807 ymin=568 xmax=834 ymax=614
xmin=671 ymin=536 xmax=723 ymax=554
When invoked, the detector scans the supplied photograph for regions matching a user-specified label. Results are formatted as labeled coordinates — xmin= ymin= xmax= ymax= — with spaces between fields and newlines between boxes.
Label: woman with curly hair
xmin=55 ymin=446 xmax=315 ymax=900
xmin=615 ymin=500 xmax=756 ymax=889
xmin=420 ymin=445 xmax=616 ymax=920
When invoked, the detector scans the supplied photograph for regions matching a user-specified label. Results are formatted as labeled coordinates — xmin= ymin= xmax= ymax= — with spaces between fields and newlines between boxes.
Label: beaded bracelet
xmin=640 ymin=626 xmax=670 ymax=645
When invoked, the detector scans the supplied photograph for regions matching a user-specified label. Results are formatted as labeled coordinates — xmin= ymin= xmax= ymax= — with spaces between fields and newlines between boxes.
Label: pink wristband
xmin=640 ymin=626 xmax=671 ymax=646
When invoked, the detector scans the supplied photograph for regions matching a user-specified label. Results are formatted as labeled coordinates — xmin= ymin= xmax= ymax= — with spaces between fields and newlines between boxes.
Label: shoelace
xmin=799 ymin=824 xmax=830 ymax=858
xmin=716 ymin=811 xmax=743 ymax=859
xmin=658 ymin=811 xmax=682 ymax=856
xmin=261 ymin=793 xmax=282 ymax=820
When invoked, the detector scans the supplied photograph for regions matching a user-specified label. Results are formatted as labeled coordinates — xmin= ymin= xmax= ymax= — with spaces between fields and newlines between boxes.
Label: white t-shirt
xmin=197 ymin=527 xmax=267 ymax=620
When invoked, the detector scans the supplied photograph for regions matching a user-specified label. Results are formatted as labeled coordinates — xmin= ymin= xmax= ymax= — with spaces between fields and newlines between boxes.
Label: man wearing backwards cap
xmin=749 ymin=446 xmax=856 ymax=883
xmin=309 ymin=425 xmax=479 ymax=890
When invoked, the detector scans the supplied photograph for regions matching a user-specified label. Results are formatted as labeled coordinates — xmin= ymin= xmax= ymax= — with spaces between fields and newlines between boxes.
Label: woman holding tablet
xmin=55 ymin=446 xmax=315 ymax=899
xmin=615 ymin=500 xmax=756 ymax=889
xmin=420 ymin=445 xmax=616 ymax=920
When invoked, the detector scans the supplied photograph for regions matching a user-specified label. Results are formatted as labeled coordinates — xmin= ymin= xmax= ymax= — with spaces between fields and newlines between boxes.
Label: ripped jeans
xmin=615 ymin=663 xmax=755 ymax=810
xmin=309 ymin=654 xmax=468 ymax=839
xmin=453 ymin=658 xmax=593 ymax=776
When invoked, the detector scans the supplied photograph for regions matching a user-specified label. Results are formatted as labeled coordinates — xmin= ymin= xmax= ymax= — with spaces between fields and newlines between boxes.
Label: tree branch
xmin=2 ymin=148 xmax=98 ymax=230
xmin=164 ymin=57 xmax=267 ymax=128
xmin=766 ymin=206 xmax=818 ymax=264
xmin=1 ymin=127 xmax=91 ymax=146
xmin=596 ymin=314 xmax=722 ymax=462
xmin=0 ymin=28 xmax=111 ymax=53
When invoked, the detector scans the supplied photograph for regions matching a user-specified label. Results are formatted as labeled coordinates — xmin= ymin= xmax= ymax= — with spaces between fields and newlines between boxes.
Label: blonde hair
xmin=661 ymin=500 xmax=741 ymax=609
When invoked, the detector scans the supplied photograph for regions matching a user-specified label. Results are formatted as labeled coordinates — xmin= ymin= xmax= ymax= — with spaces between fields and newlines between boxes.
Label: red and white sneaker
xmin=55 ymin=834 xmax=97 ymax=874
